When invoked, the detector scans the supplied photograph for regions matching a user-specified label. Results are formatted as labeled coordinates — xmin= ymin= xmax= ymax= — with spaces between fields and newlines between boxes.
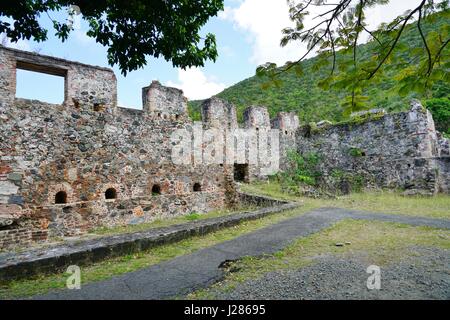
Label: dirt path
xmin=34 ymin=208 xmax=450 ymax=300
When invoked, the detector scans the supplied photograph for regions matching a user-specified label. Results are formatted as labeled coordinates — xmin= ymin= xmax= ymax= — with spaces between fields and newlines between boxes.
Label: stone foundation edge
xmin=0 ymin=193 xmax=300 ymax=281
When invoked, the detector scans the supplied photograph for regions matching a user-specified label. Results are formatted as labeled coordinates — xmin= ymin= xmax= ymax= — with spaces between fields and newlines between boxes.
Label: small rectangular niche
xmin=234 ymin=163 xmax=249 ymax=183
xmin=15 ymin=68 xmax=65 ymax=104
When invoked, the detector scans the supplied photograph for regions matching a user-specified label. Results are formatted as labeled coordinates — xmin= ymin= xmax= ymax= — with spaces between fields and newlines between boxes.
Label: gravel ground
xmin=33 ymin=208 xmax=450 ymax=300
xmin=212 ymin=247 xmax=450 ymax=300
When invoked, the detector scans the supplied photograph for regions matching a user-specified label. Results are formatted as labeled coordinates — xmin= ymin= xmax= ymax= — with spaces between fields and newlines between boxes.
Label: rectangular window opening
xmin=16 ymin=67 xmax=66 ymax=104
xmin=234 ymin=163 xmax=249 ymax=183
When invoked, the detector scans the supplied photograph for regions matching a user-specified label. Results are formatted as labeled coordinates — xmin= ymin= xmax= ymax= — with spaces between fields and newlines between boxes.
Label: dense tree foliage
xmin=189 ymin=11 xmax=449 ymax=132
xmin=0 ymin=0 xmax=224 ymax=74
xmin=425 ymin=98 xmax=450 ymax=134
xmin=257 ymin=0 xmax=449 ymax=114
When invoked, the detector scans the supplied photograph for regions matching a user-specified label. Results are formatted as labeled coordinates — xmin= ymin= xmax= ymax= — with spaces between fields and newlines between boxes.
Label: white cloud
xmin=220 ymin=0 xmax=428 ymax=67
xmin=218 ymin=5 xmax=234 ymax=20
xmin=220 ymin=0 xmax=299 ymax=66
xmin=166 ymin=68 xmax=226 ymax=100
xmin=365 ymin=0 xmax=424 ymax=29
xmin=66 ymin=10 xmax=97 ymax=46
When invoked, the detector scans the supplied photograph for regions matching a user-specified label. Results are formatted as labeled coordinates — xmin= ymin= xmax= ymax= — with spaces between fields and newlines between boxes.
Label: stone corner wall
xmin=272 ymin=112 xmax=300 ymax=171
xmin=201 ymin=97 xmax=238 ymax=129
xmin=0 ymin=48 xmax=238 ymax=251
xmin=243 ymin=106 xmax=271 ymax=130
xmin=142 ymin=80 xmax=188 ymax=119
xmin=0 ymin=46 xmax=117 ymax=111
xmin=0 ymin=47 xmax=16 ymax=107
xmin=294 ymin=101 xmax=449 ymax=195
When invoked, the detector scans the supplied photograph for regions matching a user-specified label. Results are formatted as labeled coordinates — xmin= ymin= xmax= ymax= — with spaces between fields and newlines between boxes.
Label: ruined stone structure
xmin=0 ymin=46 xmax=449 ymax=250
xmin=296 ymin=101 xmax=450 ymax=195
xmin=0 ymin=47 xmax=235 ymax=250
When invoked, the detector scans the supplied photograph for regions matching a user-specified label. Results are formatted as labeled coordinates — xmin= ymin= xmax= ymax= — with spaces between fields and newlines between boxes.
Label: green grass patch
xmin=2 ymin=182 xmax=448 ymax=299
xmin=0 ymin=203 xmax=319 ymax=299
xmin=240 ymin=181 xmax=450 ymax=219
xmin=90 ymin=206 xmax=256 ymax=237
xmin=185 ymin=212 xmax=201 ymax=221
xmin=188 ymin=220 xmax=450 ymax=299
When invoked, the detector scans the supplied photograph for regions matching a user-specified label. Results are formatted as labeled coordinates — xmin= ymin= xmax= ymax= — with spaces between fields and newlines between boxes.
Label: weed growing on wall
xmin=277 ymin=150 xmax=322 ymax=195
xmin=277 ymin=150 xmax=370 ymax=197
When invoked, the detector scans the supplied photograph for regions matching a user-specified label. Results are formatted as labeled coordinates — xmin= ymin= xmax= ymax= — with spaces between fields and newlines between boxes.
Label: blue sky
xmin=3 ymin=0 xmax=420 ymax=108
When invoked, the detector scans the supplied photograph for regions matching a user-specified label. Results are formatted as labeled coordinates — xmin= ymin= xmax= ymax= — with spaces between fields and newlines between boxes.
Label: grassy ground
xmin=187 ymin=220 xmax=450 ymax=299
xmin=89 ymin=206 xmax=257 ymax=236
xmin=1 ymin=183 xmax=448 ymax=299
xmin=0 ymin=203 xmax=318 ymax=299
xmin=3 ymin=206 xmax=259 ymax=254
xmin=241 ymin=181 xmax=450 ymax=219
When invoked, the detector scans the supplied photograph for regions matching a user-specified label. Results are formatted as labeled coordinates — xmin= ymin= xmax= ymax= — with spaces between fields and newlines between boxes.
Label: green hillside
xmin=189 ymin=11 xmax=449 ymax=127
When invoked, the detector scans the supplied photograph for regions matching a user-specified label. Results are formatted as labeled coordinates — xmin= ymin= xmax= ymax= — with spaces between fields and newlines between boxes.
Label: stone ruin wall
xmin=0 ymin=47 xmax=235 ymax=250
xmin=0 ymin=46 xmax=449 ymax=250
xmin=202 ymin=100 xmax=297 ymax=182
xmin=197 ymin=85 xmax=450 ymax=196
xmin=296 ymin=102 xmax=450 ymax=195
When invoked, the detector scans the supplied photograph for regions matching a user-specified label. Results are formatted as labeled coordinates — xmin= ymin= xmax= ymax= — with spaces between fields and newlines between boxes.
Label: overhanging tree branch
xmin=417 ymin=6 xmax=433 ymax=76
xmin=366 ymin=0 xmax=427 ymax=80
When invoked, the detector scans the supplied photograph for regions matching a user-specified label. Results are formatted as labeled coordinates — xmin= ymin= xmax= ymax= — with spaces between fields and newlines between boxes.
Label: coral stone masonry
xmin=0 ymin=46 xmax=449 ymax=251
xmin=297 ymin=101 xmax=450 ymax=195
xmin=0 ymin=47 xmax=234 ymax=250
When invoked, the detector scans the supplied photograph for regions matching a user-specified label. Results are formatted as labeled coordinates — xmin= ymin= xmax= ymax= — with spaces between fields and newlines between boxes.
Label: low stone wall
xmin=0 ymin=228 xmax=48 ymax=251
xmin=0 ymin=191 xmax=227 ymax=251
xmin=238 ymin=192 xmax=291 ymax=207
xmin=0 ymin=228 xmax=32 ymax=250
xmin=43 ymin=191 xmax=226 ymax=237
xmin=0 ymin=195 xmax=300 ymax=281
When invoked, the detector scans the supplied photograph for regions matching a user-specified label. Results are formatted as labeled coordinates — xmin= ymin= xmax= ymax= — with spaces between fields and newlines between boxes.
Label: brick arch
xmin=102 ymin=183 xmax=122 ymax=201
xmin=47 ymin=183 xmax=74 ymax=205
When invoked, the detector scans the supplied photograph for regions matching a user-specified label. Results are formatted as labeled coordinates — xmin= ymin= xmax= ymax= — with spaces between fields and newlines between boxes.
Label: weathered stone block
xmin=7 ymin=172 xmax=22 ymax=181
xmin=201 ymin=97 xmax=237 ymax=129
xmin=243 ymin=106 xmax=270 ymax=129
xmin=142 ymin=80 xmax=187 ymax=118
xmin=272 ymin=112 xmax=300 ymax=132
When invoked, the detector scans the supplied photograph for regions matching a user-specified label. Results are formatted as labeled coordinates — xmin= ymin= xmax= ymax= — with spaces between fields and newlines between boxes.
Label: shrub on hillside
xmin=425 ymin=98 xmax=450 ymax=134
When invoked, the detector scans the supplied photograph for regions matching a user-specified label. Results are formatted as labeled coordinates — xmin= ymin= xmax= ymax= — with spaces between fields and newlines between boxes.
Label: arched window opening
xmin=105 ymin=188 xmax=117 ymax=200
xmin=193 ymin=183 xmax=202 ymax=192
xmin=55 ymin=191 xmax=68 ymax=204
xmin=152 ymin=184 xmax=161 ymax=195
